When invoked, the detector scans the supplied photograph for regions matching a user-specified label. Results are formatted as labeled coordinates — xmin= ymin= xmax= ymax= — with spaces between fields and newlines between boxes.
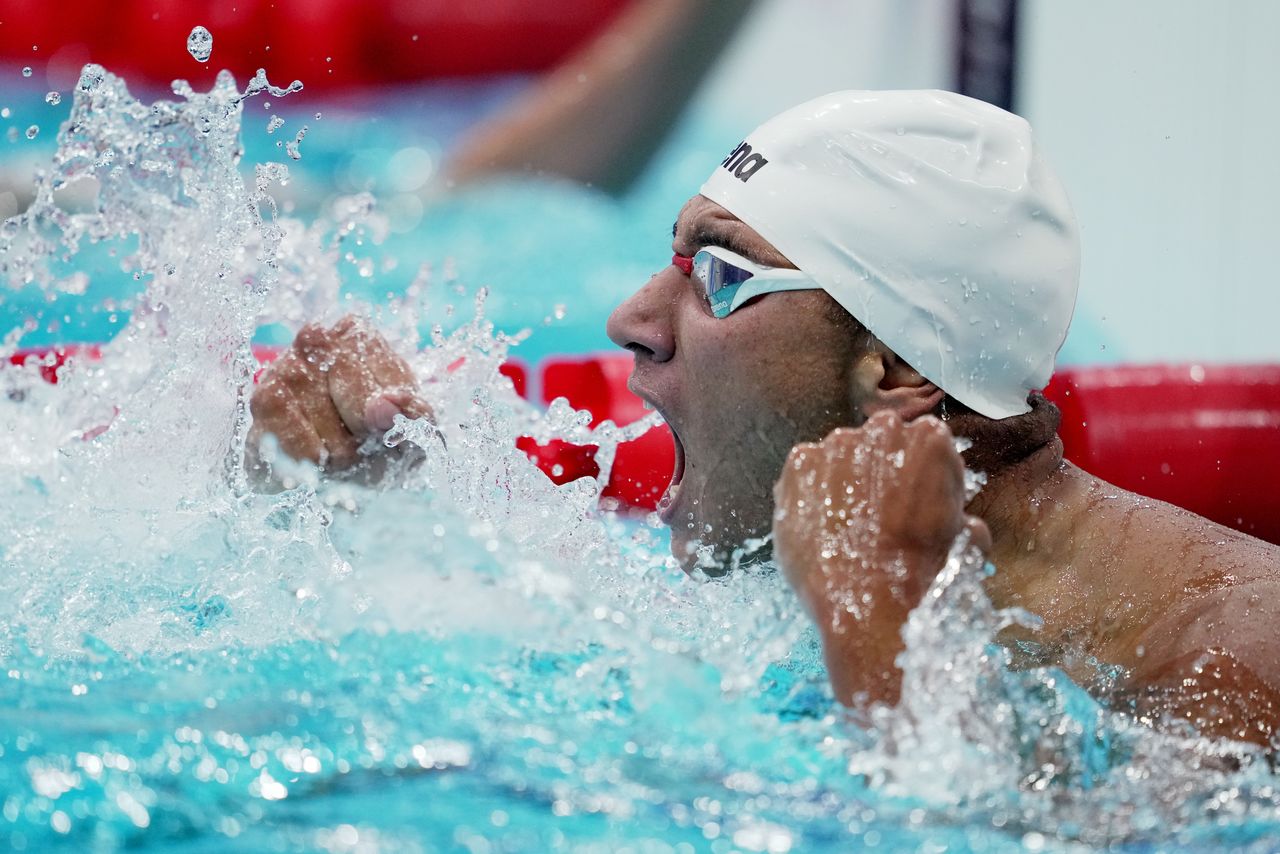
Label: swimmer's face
xmin=607 ymin=195 xmax=866 ymax=572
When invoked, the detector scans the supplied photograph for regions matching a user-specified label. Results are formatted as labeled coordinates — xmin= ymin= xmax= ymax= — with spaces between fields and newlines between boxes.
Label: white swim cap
xmin=699 ymin=90 xmax=1079 ymax=420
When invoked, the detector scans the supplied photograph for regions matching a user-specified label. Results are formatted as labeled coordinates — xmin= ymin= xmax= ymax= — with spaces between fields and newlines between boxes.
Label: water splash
xmin=0 ymin=62 xmax=322 ymax=659
xmin=0 ymin=96 xmax=820 ymax=830
xmin=241 ymin=67 xmax=304 ymax=101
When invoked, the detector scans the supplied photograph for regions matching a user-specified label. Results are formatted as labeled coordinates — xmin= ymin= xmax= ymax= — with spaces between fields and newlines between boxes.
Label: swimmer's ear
xmin=849 ymin=349 xmax=945 ymax=423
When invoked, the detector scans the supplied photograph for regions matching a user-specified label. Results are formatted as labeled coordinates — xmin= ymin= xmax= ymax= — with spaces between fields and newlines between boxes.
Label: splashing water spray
xmin=0 ymin=44 xmax=678 ymax=654
xmin=0 ymin=57 xmax=331 ymax=651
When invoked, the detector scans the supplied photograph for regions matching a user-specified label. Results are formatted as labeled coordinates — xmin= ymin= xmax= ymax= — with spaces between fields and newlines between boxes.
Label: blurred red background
xmin=0 ymin=0 xmax=630 ymax=91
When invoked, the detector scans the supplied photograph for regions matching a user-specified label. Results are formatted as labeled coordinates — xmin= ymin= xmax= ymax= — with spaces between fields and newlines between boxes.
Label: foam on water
xmin=1 ymin=60 xmax=1279 ymax=852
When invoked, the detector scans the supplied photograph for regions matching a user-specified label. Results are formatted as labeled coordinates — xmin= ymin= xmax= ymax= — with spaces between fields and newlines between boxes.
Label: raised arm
xmin=772 ymin=412 xmax=991 ymax=709
xmin=246 ymin=316 xmax=434 ymax=488
xmin=774 ymin=411 xmax=1280 ymax=746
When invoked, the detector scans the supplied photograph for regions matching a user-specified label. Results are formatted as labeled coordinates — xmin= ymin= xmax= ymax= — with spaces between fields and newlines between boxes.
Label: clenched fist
xmin=772 ymin=411 xmax=991 ymax=708
xmin=246 ymin=316 xmax=435 ymax=485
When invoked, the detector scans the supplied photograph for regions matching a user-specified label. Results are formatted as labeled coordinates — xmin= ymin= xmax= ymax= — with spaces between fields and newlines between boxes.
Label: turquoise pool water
xmin=2 ymin=63 xmax=1278 ymax=853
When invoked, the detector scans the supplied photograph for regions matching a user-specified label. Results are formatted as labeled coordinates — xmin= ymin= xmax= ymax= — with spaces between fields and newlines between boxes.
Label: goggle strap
xmin=728 ymin=276 xmax=821 ymax=313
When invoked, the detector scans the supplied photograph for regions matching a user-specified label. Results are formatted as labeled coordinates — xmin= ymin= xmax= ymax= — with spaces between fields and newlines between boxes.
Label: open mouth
xmin=657 ymin=425 xmax=686 ymax=523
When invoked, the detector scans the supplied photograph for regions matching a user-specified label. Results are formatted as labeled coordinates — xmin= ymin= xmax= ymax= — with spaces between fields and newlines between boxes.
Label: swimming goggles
xmin=673 ymin=246 xmax=821 ymax=318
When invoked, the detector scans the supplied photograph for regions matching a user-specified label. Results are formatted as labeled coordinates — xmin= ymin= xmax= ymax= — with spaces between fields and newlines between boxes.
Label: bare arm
xmin=444 ymin=0 xmax=756 ymax=194
xmin=773 ymin=413 xmax=991 ymax=709
xmin=247 ymin=316 xmax=434 ymax=489
xmin=777 ymin=420 xmax=1280 ymax=741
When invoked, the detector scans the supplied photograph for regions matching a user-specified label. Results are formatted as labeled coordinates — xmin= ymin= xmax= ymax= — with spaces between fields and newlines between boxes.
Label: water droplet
xmin=0 ymin=107 xmax=9 ymax=119
xmin=25 ymin=125 xmax=39 ymax=140
xmin=187 ymin=26 xmax=213 ymax=63
xmin=44 ymin=91 xmax=61 ymax=106
xmin=22 ymin=67 xmax=33 ymax=78
xmin=266 ymin=115 xmax=284 ymax=134
xmin=314 ymin=112 xmax=322 ymax=120
xmin=284 ymin=125 xmax=308 ymax=160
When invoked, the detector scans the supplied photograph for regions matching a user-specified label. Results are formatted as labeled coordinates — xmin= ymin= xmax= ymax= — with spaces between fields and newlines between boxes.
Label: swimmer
xmin=248 ymin=91 xmax=1280 ymax=747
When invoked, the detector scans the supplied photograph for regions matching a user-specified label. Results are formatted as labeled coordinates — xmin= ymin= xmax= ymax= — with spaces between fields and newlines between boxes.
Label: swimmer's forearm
xmin=805 ymin=549 xmax=943 ymax=711
xmin=774 ymin=416 xmax=985 ymax=713
xmin=817 ymin=606 xmax=909 ymax=709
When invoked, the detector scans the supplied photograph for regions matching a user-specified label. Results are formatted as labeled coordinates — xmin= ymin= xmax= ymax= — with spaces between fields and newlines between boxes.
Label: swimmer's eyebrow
xmin=673 ymin=217 xmax=771 ymax=265
xmin=689 ymin=223 xmax=764 ymax=264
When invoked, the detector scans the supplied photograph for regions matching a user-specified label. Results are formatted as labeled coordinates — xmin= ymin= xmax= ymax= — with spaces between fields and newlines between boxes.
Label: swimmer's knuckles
xmin=248 ymin=385 xmax=287 ymax=421
xmin=292 ymin=322 xmax=332 ymax=356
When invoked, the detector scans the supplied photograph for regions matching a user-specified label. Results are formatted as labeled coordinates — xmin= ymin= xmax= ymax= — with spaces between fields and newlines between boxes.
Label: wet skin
xmin=610 ymin=195 xmax=1280 ymax=745
xmin=969 ymin=440 xmax=1280 ymax=746
xmin=249 ymin=195 xmax=1280 ymax=746
xmin=605 ymin=196 xmax=876 ymax=568
xmin=246 ymin=316 xmax=434 ymax=488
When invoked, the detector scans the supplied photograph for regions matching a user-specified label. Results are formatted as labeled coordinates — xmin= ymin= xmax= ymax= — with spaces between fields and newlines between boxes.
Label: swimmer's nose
xmin=607 ymin=267 xmax=677 ymax=363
